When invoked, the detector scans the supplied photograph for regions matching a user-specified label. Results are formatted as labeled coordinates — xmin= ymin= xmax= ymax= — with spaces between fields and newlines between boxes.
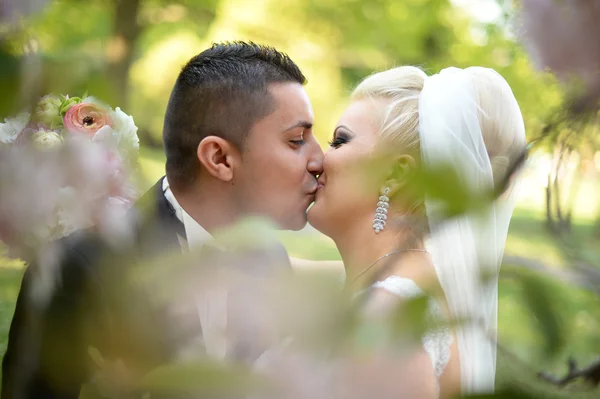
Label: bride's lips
xmin=314 ymin=180 xmax=325 ymax=197
xmin=316 ymin=177 xmax=325 ymax=190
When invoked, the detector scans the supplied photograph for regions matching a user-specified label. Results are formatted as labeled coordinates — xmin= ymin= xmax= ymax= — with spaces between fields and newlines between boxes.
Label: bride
xmin=305 ymin=66 xmax=526 ymax=398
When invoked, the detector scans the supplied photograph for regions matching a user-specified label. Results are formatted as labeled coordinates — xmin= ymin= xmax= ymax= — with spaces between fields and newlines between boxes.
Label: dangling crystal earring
xmin=373 ymin=187 xmax=390 ymax=234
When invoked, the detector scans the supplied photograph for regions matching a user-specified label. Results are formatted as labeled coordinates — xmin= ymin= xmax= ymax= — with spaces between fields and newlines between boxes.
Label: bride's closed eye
xmin=328 ymin=137 xmax=347 ymax=148
xmin=329 ymin=125 xmax=354 ymax=149
xmin=328 ymin=129 xmax=351 ymax=148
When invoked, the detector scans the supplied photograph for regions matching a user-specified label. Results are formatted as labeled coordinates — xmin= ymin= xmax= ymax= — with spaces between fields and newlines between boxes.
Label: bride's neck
xmin=333 ymin=218 xmax=424 ymax=289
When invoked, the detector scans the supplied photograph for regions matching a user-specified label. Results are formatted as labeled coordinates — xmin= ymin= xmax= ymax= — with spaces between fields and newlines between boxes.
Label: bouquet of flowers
xmin=0 ymin=93 xmax=140 ymax=256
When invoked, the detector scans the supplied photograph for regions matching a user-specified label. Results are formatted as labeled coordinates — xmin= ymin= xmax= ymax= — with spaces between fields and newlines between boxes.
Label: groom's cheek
xmin=242 ymin=142 xmax=308 ymax=229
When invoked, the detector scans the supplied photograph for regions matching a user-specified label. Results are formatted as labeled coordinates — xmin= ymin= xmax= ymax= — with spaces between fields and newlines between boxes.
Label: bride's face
xmin=308 ymin=98 xmax=390 ymax=237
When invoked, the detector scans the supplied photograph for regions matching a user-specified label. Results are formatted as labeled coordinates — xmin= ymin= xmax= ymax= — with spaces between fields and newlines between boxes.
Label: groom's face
xmin=233 ymin=82 xmax=323 ymax=230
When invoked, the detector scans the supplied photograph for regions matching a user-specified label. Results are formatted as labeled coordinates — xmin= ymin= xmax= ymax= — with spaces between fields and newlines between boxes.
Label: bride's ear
xmin=196 ymin=136 xmax=240 ymax=182
xmin=385 ymin=154 xmax=417 ymax=196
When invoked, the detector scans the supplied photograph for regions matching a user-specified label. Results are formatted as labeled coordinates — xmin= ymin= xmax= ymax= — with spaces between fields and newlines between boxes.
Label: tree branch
xmin=502 ymin=255 xmax=600 ymax=293
xmin=538 ymin=357 xmax=600 ymax=387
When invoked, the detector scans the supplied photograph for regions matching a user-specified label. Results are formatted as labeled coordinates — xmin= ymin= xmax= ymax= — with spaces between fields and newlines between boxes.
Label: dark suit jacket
xmin=1 ymin=178 xmax=199 ymax=398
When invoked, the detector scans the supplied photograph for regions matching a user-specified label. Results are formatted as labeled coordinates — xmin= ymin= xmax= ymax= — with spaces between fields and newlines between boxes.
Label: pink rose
xmin=63 ymin=103 xmax=112 ymax=136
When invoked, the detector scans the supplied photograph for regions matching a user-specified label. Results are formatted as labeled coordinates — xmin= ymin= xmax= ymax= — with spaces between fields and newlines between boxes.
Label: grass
xmin=0 ymin=255 xmax=24 ymax=387
xmin=0 ymin=146 xmax=598 ymax=397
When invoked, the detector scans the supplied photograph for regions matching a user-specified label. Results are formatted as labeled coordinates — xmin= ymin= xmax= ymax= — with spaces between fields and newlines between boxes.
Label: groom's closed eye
xmin=284 ymin=120 xmax=312 ymax=146
xmin=289 ymin=131 xmax=307 ymax=146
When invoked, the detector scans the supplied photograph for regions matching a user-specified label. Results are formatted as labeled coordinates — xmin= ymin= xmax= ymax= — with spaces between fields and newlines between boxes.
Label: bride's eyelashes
xmin=329 ymin=126 xmax=353 ymax=148
xmin=328 ymin=134 xmax=350 ymax=148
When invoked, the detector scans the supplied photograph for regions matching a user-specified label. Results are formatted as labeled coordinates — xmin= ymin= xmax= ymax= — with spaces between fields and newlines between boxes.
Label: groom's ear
xmin=386 ymin=154 xmax=417 ymax=196
xmin=196 ymin=136 xmax=239 ymax=182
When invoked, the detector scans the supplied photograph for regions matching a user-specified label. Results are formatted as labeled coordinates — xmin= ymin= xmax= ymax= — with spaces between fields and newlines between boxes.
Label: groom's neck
xmin=171 ymin=182 xmax=239 ymax=235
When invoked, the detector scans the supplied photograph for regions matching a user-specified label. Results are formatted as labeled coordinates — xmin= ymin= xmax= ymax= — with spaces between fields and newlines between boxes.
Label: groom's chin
xmin=272 ymin=211 xmax=308 ymax=231
xmin=283 ymin=215 xmax=308 ymax=231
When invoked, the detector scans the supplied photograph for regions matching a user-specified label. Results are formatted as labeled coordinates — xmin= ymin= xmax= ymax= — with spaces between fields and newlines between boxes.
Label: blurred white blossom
xmin=32 ymin=130 xmax=63 ymax=149
xmin=0 ymin=138 xmax=137 ymax=258
xmin=0 ymin=112 xmax=30 ymax=144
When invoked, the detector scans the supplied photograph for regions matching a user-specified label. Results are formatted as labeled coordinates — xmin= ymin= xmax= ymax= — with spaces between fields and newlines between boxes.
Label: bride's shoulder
xmin=379 ymin=254 xmax=441 ymax=297
xmin=373 ymin=275 xmax=424 ymax=297
xmin=366 ymin=255 xmax=443 ymax=312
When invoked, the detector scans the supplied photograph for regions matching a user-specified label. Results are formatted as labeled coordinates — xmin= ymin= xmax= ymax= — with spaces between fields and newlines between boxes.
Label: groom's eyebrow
xmin=282 ymin=120 xmax=313 ymax=132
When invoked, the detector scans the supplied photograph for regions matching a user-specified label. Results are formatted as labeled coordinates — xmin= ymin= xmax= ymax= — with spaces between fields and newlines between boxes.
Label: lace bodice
xmin=372 ymin=276 xmax=453 ymax=394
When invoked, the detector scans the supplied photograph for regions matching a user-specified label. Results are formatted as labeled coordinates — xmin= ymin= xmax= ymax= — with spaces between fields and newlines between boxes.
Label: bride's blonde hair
xmin=351 ymin=66 xmax=526 ymax=190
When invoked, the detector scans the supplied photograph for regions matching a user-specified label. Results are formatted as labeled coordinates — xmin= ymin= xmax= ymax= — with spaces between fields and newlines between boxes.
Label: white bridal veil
xmin=418 ymin=67 xmax=525 ymax=394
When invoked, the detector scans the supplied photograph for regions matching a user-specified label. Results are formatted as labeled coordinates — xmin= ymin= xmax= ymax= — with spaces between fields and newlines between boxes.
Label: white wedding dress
xmin=372 ymin=276 xmax=453 ymax=397
xmin=252 ymin=276 xmax=453 ymax=399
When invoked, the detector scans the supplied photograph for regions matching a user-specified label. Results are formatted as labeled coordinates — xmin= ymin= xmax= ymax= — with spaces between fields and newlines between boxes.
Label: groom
xmin=2 ymin=41 xmax=323 ymax=399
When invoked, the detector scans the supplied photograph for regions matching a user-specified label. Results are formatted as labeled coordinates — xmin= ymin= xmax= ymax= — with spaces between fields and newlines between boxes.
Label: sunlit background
xmin=1 ymin=0 xmax=599 ymax=397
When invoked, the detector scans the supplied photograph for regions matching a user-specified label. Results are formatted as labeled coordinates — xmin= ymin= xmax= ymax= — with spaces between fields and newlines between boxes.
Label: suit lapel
xmin=131 ymin=177 xmax=186 ymax=257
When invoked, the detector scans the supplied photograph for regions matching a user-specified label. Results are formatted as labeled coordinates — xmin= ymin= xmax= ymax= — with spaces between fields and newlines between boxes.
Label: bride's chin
xmin=307 ymin=200 xmax=326 ymax=232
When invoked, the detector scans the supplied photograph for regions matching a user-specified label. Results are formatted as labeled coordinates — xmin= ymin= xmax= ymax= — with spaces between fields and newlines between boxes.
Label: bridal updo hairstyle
xmin=351 ymin=66 xmax=526 ymax=214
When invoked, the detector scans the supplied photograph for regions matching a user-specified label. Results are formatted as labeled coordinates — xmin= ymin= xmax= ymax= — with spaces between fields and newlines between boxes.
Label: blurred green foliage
xmin=0 ymin=0 xmax=565 ymax=146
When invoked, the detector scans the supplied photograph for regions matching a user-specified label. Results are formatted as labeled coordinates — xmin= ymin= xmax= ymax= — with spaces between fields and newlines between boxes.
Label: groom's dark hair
xmin=163 ymin=41 xmax=307 ymax=189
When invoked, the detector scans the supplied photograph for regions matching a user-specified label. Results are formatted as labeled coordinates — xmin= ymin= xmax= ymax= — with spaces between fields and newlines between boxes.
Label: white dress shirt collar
xmin=162 ymin=177 xmax=228 ymax=360
xmin=162 ymin=177 xmax=219 ymax=251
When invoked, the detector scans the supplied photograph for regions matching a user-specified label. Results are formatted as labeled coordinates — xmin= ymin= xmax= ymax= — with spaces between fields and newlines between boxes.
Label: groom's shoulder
xmin=52 ymin=178 xmax=169 ymax=269
xmin=48 ymin=228 xmax=128 ymax=280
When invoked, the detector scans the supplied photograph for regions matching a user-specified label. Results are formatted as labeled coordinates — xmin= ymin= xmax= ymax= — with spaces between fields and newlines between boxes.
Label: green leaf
xmin=388 ymin=295 xmax=430 ymax=343
xmin=88 ymin=346 xmax=105 ymax=368
xmin=136 ymin=360 xmax=274 ymax=398
xmin=59 ymin=96 xmax=83 ymax=116
xmin=465 ymin=387 xmax=538 ymax=398
xmin=519 ymin=273 xmax=567 ymax=359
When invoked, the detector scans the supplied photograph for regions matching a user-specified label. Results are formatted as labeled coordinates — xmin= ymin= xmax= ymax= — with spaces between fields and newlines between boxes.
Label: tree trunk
xmin=564 ymin=152 xmax=582 ymax=231
xmin=546 ymin=144 xmax=563 ymax=232
xmin=109 ymin=0 xmax=142 ymax=110
xmin=545 ymin=178 xmax=553 ymax=231
xmin=554 ymin=147 xmax=569 ymax=232
xmin=109 ymin=0 xmax=163 ymax=149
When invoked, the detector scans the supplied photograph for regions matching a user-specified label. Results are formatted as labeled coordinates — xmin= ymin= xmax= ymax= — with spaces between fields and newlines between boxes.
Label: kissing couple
xmin=3 ymin=41 xmax=526 ymax=399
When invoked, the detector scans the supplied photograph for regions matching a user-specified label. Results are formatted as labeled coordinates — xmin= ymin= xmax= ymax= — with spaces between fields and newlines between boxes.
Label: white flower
xmin=35 ymin=95 xmax=63 ymax=129
xmin=93 ymin=107 xmax=139 ymax=165
xmin=0 ymin=112 xmax=30 ymax=144
xmin=54 ymin=187 xmax=93 ymax=239
xmin=32 ymin=131 xmax=63 ymax=150
xmin=111 ymin=107 xmax=139 ymax=162
xmin=91 ymin=125 xmax=117 ymax=149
